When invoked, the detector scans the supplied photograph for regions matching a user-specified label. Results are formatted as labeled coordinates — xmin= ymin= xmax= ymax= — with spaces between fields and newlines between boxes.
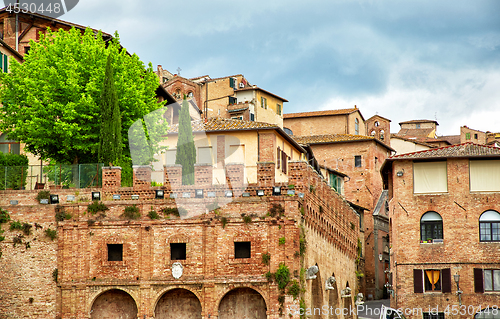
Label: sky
xmin=61 ymin=0 xmax=500 ymax=135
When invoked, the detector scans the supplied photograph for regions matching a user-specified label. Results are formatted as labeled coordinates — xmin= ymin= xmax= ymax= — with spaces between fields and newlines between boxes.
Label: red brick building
xmin=293 ymin=133 xmax=394 ymax=300
xmin=382 ymin=143 xmax=500 ymax=319
xmin=0 ymin=123 xmax=363 ymax=318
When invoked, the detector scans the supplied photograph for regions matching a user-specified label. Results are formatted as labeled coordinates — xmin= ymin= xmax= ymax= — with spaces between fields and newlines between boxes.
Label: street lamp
xmin=454 ymin=274 xmax=463 ymax=306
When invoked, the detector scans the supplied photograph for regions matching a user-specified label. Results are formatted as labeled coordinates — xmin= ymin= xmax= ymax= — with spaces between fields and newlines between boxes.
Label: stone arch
xmin=218 ymin=287 xmax=267 ymax=319
xmin=90 ymin=288 xmax=138 ymax=319
xmin=154 ymin=288 xmax=202 ymax=319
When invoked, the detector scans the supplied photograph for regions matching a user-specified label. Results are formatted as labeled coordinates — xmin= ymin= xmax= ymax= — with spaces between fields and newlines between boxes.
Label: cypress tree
xmin=175 ymin=96 xmax=196 ymax=185
xmin=98 ymin=54 xmax=122 ymax=165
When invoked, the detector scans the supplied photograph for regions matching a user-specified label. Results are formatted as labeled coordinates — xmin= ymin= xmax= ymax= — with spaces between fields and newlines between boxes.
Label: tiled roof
xmin=235 ymin=86 xmax=288 ymax=102
xmin=389 ymin=142 xmax=500 ymax=160
xmin=399 ymin=119 xmax=439 ymax=125
xmin=438 ymin=135 xmax=461 ymax=145
xmin=293 ymin=134 xmax=377 ymax=144
xmin=284 ymin=108 xmax=358 ymax=119
xmin=167 ymin=117 xmax=278 ymax=134
xmin=396 ymin=128 xmax=435 ymax=138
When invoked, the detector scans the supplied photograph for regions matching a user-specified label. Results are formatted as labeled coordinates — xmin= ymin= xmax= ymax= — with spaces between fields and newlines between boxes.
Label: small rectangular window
xmin=250 ymin=113 xmax=255 ymax=121
xmin=229 ymin=77 xmax=236 ymax=88
xmin=229 ymin=96 xmax=237 ymax=104
xmin=234 ymin=241 xmax=251 ymax=258
xmin=277 ymin=104 xmax=281 ymax=115
xmin=416 ymin=123 xmax=421 ymax=129
xmin=24 ymin=46 xmax=30 ymax=55
xmin=466 ymin=132 xmax=471 ymax=140
xmin=424 ymin=269 xmax=441 ymax=292
xmin=354 ymin=155 xmax=362 ymax=168
xmin=474 ymin=133 xmax=478 ymax=139
xmin=423 ymin=312 xmax=445 ymax=319
xmin=170 ymin=243 xmax=186 ymax=260
xmin=107 ymin=244 xmax=123 ymax=261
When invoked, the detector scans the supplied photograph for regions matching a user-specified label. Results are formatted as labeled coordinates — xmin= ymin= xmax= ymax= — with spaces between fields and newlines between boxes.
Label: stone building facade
xmin=382 ymin=143 xmax=500 ymax=319
xmin=0 ymin=155 xmax=362 ymax=318
xmin=293 ymin=134 xmax=394 ymax=300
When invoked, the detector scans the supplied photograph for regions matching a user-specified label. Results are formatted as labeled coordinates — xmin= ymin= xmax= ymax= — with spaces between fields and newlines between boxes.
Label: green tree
xmin=98 ymin=54 xmax=122 ymax=165
xmin=0 ymin=27 xmax=165 ymax=165
xmin=175 ymin=97 xmax=196 ymax=185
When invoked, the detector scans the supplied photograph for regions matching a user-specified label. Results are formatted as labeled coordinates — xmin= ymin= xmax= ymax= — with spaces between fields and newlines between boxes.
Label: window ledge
xmin=229 ymin=258 xmax=252 ymax=264
xmin=420 ymin=240 xmax=444 ymax=244
xmin=413 ymin=192 xmax=448 ymax=196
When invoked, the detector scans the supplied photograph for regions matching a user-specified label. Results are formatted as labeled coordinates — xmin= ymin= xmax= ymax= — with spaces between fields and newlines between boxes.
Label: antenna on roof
xmin=177 ymin=67 xmax=182 ymax=76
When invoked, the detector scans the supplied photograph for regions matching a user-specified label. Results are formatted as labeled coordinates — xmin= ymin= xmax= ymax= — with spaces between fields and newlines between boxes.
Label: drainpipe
xmin=15 ymin=10 xmax=19 ymax=52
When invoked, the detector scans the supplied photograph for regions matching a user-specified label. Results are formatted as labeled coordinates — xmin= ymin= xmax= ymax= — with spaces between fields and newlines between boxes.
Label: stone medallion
xmin=172 ymin=262 xmax=183 ymax=279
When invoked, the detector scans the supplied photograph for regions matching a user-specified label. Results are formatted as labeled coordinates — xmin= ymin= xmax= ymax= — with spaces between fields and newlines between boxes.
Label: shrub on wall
xmin=0 ymin=153 xmax=29 ymax=190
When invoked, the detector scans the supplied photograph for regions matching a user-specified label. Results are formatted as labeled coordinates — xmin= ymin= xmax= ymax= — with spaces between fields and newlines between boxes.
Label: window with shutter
xmin=277 ymin=147 xmax=280 ymax=169
xmin=414 ymin=269 xmax=424 ymax=293
xmin=3 ymin=54 xmax=7 ymax=73
xmin=474 ymin=268 xmax=484 ymax=293
xmin=441 ymin=268 xmax=451 ymax=293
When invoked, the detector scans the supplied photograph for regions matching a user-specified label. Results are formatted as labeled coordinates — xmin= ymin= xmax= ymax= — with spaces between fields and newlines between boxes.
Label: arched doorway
xmin=311 ymin=268 xmax=323 ymax=319
xmin=90 ymin=289 xmax=138 ymax=319
xmin=328 ymin=272 xmax=339 ymax=319
xmin=218 ymin=287 xmax=267 ymax=319
xmin=155 ymin=288 xmax=202 ymax=319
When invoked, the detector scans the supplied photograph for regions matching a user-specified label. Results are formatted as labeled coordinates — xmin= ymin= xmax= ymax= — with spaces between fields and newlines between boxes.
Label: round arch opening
xmin=218 ymin=287 xmax=267 ymax=319
xmin=155 ymin=288 xmax=202 ymax=319
xmin=90 ymin=289 xmax=138 ymax=319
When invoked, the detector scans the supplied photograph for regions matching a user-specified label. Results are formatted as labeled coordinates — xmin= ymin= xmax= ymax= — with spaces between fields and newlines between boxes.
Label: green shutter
xmin=229 ymin=77 xmax=235 ymax=88
xmin=0 ymin=53 xmax=3 ymax=72
xmin=4 ymin=54 xmax=7 ymax=73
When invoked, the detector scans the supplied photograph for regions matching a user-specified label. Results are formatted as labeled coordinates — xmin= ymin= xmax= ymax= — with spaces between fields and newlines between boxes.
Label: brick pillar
xmin=258 ymin=132 xmax=276 ymax=162
xmin=164 ymin=165 xmax=182 ymax=191
xmin=133 ymin=165 xmax=152 ymax=190
xmin=257 ymin=162 xmax=275 ymax=188
xmin=217 ymin=136 xmax=225 ymax=169
xmin=225 ymin=163 xmax=245 ymax=189
xmin=102 ymin=166 xmax=121 ymax=192
xmin=288 ymin=161 xmax=308 ymax=191
xmin=195 ymin=164 xmax=213 ymax=187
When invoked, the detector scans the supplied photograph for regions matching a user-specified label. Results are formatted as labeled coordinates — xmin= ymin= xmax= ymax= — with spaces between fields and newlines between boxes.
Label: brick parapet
xmin=102 ymin=166 xmax=121 ymax=192
xmin=164 ymin=165 xmax=182 ymax=191
xmin=257 ymin=162 xmax=275 ymax=188
xmin=133 ymin=165 xmax=152 ymax=191
xmin=194 ymin=164 xmax=213 ymax=187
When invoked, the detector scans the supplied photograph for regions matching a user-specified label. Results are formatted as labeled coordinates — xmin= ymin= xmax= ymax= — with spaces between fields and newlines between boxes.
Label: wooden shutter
xmin=474 ymin=268 xmax=484 ymax=293
xmin=414 ymin=269 xmax=424 ymax=293
xmin=277 ymin=147 xmax=280 ymax=169
xmin=441 ymin=269 xmax=451 ymax=293
xmin=4 ymin=54 xmax=7 ymax=73
xmin=0 ymin=53 xmax=3 ymax=71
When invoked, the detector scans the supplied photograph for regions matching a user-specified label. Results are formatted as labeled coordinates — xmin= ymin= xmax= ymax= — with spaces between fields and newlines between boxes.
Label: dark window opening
xmin=474 ymin=134 xmax=478 ymax=139
xmin=170 ymin=243 xmax=186 ymax=260
xmin=354 ymin=155 xmax=362 ymax=168
xmin=234 ymin=241 xmax=251 ymax=258
xmin=229 ymin=96 xmax=237 ymax=104
xmin=107 ymin=244 xmax=123 ymax=261
xmin=423 ymin=312 xmax=445 ymax=319
xmin=24 ymin=46 xmax=30 ymax=55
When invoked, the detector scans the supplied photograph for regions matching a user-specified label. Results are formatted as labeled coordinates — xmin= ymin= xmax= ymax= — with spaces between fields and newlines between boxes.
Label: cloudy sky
xmin=62 ymin=0 xmax=500 ymax=135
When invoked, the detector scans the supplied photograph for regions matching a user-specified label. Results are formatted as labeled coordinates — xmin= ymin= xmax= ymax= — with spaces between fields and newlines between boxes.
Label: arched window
xmin=371 ymin=130 xmax=376 ymax=136
xmin=380 ymin=130 xmax=385 ymax=141
xmin=375 ymin=121 xmax=380 ymax=127
xmin=475 ymin=308 xmax=500 ymax=319
xmin=187 ymin=92 xmax=194 ymax=98
xmin=355 ymin=118 xmax=359 ymax=135
xmin=420 ymin=212 xmax=443 ymax=241
xmin=479 ymin=210 xmax=500 ymax=242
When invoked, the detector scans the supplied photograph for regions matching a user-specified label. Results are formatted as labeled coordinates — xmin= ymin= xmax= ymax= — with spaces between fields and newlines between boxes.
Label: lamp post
xmin=453 ymin=274 xmax=463 ymax=306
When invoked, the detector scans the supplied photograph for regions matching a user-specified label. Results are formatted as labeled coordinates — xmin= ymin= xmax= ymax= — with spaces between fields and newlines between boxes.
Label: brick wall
xmin=0 ymin=160 xmax=362 ymax=319
xmin=389 ymin=158 xmax=500 ymax=318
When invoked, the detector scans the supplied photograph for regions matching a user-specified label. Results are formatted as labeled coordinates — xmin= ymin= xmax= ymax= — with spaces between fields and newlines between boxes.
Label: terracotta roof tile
xmin=399 ymin=119 xmax=439 ymax=125
xmin=390 ymin=142 xmax=500 ymax=160
xmin=283 ymin=108 xmax=358 ymax=119
xmin=396 ymin=128 xmax=435 ymax=137
xmin=293 ymin=134 xmax=377 ymax=144
xmin=167 ymin=117 xmax=278 ymax=134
